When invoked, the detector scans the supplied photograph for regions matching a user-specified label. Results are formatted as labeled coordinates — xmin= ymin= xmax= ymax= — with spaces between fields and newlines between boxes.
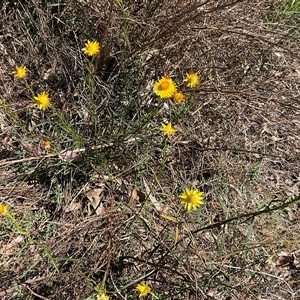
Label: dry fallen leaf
xmin=65 ymin=202 xmax=81 ymax=213
xmin=85 ymin=186 xmax=105 ymax=216
xmin=174 ymin=225 xmax=179 ymax=246
xmin=160 ymin=213 xmax=178 ymax=222
xmin=129 ymin=187 xmax=146 ymax=207
xmin=129 ymin=187 xmax=138 ymax=207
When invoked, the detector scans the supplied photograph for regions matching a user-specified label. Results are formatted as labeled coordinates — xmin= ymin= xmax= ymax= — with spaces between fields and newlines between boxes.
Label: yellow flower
xmin=42 ymin=140 xmax=51 ymax=149
xmin=0 ymin=203 xmax=9 ymax=216
xmin=13 ymin=66 xmax=27 ymax=79
xmin=160 ymin=122 xmax=177 ymax=136
xmin=97 ymin=295 xmax=109 ymax=300
xmin=173 ymin=91 xmax=185 ymax=104
xmin=34 ymin=91 xmax=51 ymax=110
xmin=153 ymin=75 xmax=177 ymax=99
xmin=179 ymin=188 xmax=203 ymax=212
xmin=184 ymin=72 xmax=200 ymax=88
xmin=136 ymin=282 xmax=151 ymax=298
xmin=95 ymin=285 xmax=109 ymax=300
xmin=82 ymin=40 xmax=101 ymax=56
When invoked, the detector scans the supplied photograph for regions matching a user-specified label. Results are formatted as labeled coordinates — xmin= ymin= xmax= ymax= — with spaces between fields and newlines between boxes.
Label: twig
xmin=0 ymin=144 xmax=112 ymax=167
xmin=0 ymin=138 xmax=142 ymax=167
xmin=191 ymin=195 xmax=300 ymax=235
xmin=26 ymin=285 xmax=50 ymax=300
xmin=0 ymin=153 xmax=57 ymax=167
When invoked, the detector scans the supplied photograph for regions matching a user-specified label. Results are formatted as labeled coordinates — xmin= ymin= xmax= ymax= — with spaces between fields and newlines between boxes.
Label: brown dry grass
xmin=0 ymin=0 xmax=300 ymax=299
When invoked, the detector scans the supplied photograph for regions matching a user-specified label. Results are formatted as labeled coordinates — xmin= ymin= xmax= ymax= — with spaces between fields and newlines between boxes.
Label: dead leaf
xmin=43 ymin=68 xmax=53 ymax=80
xmin=65 ymin=202 xmax=81 ymax=213
xmin=129 ymin=188 xmax=146 ymax=207
xmin=160 ymin=213 xmax=178 ymax=222
xmin=86 ymin=187 xmax=105 ymax=215
xmin=129 ymin=188 xmax=138 ymax=207
xmin=174 ymin=225 xmax=179 ymax=245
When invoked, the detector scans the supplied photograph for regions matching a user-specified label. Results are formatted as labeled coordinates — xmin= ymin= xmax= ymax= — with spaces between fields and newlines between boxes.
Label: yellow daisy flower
xmin=160 ymin=122 xmax=177 ymax=136
xmin=82 ymin=40 xmax=101 ymax=56
xmin=173 ymin=91 xmax=185 ymax=104
xmin=13 ymin=66 xmax=27 ymax=79
xmin=179 ymin=188 xmax=204 ymax=212
xmin=153 ymin=75 xmax=177 ymax=99
xmin=136 ymin=282 xmax=151 ymax=298
xmin=34 ymin=91 xmax=51 ymax=110
xmin=0 ymin=203 xmax=9 ymax=216
xmin=184 ymin=72 xmax=200 ymax=88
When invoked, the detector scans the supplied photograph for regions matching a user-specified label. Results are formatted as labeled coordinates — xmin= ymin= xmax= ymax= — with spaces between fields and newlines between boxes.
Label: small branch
xmin=0 ymin=154 xmax=56 ymax=167
xmin=191 ymin=195 xmax=300 ymax=235
xmin=0 ymin=144 xmax=112 ymax=167
xmin=26 ymin=285 xmax=50 ymax=300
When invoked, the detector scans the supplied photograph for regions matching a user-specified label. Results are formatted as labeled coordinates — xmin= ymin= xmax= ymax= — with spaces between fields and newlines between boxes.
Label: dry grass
xmin=0 ymin=0 xmax=300 ymax=299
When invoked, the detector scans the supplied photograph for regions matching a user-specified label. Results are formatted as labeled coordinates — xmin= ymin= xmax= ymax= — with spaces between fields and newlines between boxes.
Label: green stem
xmin=24 ymin=79 xmax=35 ymax=98
xmin=87 ymin=59 xmax=96 ymax=103
xmin=50 ymin=106 xmax=82 ymax=148
xmin=85 ymin=58 xmax=99 ymax=134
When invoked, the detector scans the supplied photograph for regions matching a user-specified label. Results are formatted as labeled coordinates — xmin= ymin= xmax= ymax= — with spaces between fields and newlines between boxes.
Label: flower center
xmin=160 ymin=80 xmax=170 ymax=90
xmin=188 ymin=195 xmax=197 ymax=203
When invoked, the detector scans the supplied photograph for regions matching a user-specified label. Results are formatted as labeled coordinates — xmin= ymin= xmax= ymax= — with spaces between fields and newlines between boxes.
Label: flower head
xmin=13 ymin=66 xmax=27 ymax=79
xmin=42 ymin=140 xmax=51 ymax=149
xmin=173 ymin=91 xmax=185 ymax=104
xmin=34 ymin=91 xmax=51 ymax=110
xmin=179 ymin=188 xmax=203 ymax=212
xmin=160 ymin=122 xmax=177 ymax=137
xmin=0 ymin=203 xmax=9 ymax=216
xmin=136 ymin=282 xmax=151 ymax=298
xmin=94 ymin=284 xmax=109 ymax=300
xmin=82 ymin=40 xmax=101 ymax=56
xmin=153 ymin=75 xmax=177 ymax=99
xmin=184 ymin=72 xmax=200 ymax=88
